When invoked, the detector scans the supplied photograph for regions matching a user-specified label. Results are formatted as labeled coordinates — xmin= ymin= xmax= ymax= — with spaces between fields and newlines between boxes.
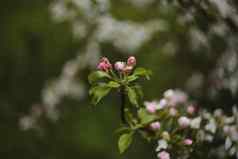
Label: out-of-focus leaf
xmin=90 ymin=84 xmax=112 ymax=105
xmin=118 ymin=132 xmax=134 ymax=154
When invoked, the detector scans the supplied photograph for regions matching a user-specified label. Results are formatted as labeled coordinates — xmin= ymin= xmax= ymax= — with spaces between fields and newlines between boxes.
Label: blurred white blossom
xmin=156 ymin=139 xmax=168 ymax=152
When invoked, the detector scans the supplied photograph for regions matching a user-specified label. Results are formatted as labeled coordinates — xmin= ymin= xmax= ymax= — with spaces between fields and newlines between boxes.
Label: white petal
xmin=224 ymin=117 xmax=235 ymax=124
xmin=225 ymin=137 xmax=232 ymax=150
xmin=229 ymin=147 xmax=236 ymax=155
xmin=205 ymin=134 xmax=214 ymax=142
xmin=190 ymin=117 xmax=202 ymax=129
xmin=205 ymin=119 xmax=217 ymax=134
xmin=156 ymin=139 xmax=168 ymax=152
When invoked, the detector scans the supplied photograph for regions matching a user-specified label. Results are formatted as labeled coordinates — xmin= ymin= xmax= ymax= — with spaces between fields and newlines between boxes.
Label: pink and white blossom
xmin=114 ymin=61 xmax=126 ymax=71
xmin=150 ymin=122 xmax=161 ymax=130
xmin=178 ymin=116 xmax=190 ymax=128
xmin=158 ymin=99 xmax=167 ymax=109
xmin=164 ymin=89 xmax=188 ymax=106
xmin=145 ymin=101 xmax=158 ymax=113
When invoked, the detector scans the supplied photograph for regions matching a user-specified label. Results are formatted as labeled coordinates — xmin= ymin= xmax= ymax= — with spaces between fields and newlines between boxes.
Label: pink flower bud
xmin=114 ymin=61 xmax=126 ymax=71
xmin=97 ymin=57 xmax=112 ymax=72
xmin=100 ymin=57 xmax=110 ymax=63
xmin=127 ymin=56 xmax=136 ymax=66
xmin=145 ymin=101 xmax=157 ymax=113
xmin=150 ymin=122 xmax=161 ymax=130
xmin=178 ymin=116 xmax=190 ymax=128
xmin=184 ymin=139 xmax=193 ymax=145
xmin=187 ymin=105 xmax=196 ymax=115
xmin=158 ymin=151 xmax=170 ymax=159
xmin=97 ymin=62 xmax=106 ymax=71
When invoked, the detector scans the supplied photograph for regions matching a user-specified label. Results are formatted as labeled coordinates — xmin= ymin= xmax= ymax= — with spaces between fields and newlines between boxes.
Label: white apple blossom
xmin=190 ymin=117 xmax=202 ymax=129
xmin=178 ymin=116 xmax=190 ymax=128
xmin=156 ymin=139 xmax=168 ymax=152
xmin=225 ymin=137 xmax=232 ymax=150
xmin=205 ymin=118 xmax=217 ymax=134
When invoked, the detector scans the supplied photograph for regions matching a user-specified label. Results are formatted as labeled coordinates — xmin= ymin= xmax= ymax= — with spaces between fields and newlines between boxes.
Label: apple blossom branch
xmin=89 ymin=56 xmax=238 ymax=159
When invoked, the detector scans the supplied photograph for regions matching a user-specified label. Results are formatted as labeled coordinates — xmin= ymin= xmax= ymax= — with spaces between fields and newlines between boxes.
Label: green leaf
xmin=127 ymin=75 xmax=139 ymax=82
xmin=88 ymin=71 xmax=111 ymax=84
xmin=126 ymin=87 xmax=138 ymax=107
xmin=89 ymin=81 xmax=120 ymax=105
xmin=90 ymin=84 xmax=112 ymax=105
xmin=107 ymin=81 xmax=120 ymax=88
xmin=138 ymin=108 xmax=157 ymax=124
xmin=118 ymin=132 xmax=134 ymax=154
xmin=133 ymin=67 xmax=152 ymax=80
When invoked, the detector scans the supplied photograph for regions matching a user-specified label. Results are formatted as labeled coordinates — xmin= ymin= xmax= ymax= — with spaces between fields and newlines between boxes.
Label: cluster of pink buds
xmin=114 ymin=56 xmax=137 ymax=74
xmin=97 ymin=57 xmax=112 ymax=72
xmin=97 ymin=56 xmax=137 ymax=74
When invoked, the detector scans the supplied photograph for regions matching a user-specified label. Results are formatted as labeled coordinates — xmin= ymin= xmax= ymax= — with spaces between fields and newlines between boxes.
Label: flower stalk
xmin=120 ymin=87 xmax=127 ymax=125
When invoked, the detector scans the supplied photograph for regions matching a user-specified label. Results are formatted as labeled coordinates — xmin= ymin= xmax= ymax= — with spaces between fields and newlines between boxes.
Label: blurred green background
xmin=0 ymin=0 xmax=238 ymax=159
